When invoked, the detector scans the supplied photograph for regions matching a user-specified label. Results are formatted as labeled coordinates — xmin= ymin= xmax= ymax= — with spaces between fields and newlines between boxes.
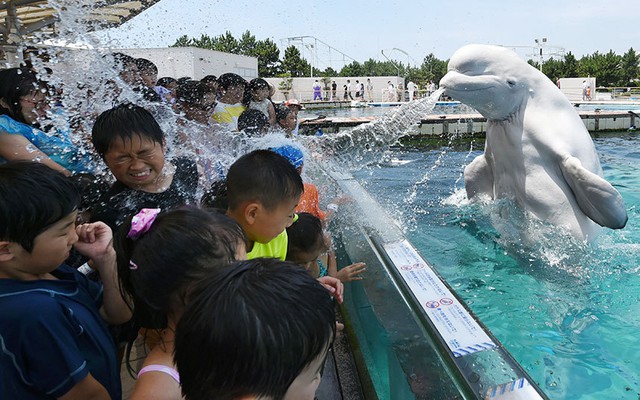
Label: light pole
xmin=534 ymin=37 xmax=547 ymax=72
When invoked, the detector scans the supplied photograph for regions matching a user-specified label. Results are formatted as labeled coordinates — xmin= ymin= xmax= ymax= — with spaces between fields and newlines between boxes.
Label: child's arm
xmin=336 ymin=262 xmax=366 ymax=282
xmin=267 ymin=101 xmax=277 ymax=125
xmin=0 ymin=133 xmax=71 ymax=176
xmin=58 ymin=374 xmax=111 ymax=400
xmin=327 ymin=249 xmax=366 ymax=282
xmin=317 ymin=276 xmax=344 ymax=304
xmin=74 ymin=222 xmax=132 ymax=325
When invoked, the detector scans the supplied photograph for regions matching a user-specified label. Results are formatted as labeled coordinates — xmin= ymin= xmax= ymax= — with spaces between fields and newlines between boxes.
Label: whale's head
xmin=440 ymin=44 xmax=540 ymax=120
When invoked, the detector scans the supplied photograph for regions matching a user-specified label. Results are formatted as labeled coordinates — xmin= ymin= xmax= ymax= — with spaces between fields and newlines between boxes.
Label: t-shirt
xmin=247 ymin=229 xmax=288 ymax=260
xmin=296 ymin=182 xmax=326 ymax=220
xmin=246 ymin=214 xmax=299 ymax=261
xmin=0 ymin=114 xmax=94 ymax=173
xmin=248 ymin=99 xmax=271 ymax=119
xmin=0 ymin=264 xmax=121 ymax=399
xmin=91 ymin=157 xmax=198 ymax=230
xmin=209 ymin=102 xmax=246 ymax=131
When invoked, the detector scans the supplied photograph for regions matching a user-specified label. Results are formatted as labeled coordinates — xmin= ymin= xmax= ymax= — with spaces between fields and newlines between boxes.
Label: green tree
xmin=171 ymin=35 xmax=192 ymax=47
xmin=238 ymin=31 xmax=257 ymax=55
xmin=339 ymin=61 xmax=363 ymax=77
xmin=253 ymin=38 xmax=281 ymax=77
xmin=619 ymin=47 xmax=639 ymax=86
xmin=563 ymin=52 xmax=578 ymax=77
xmin=420 ymin=53 xmax=447 ymax=83
xmin=281 ymin=46 xmax=310 ymax=77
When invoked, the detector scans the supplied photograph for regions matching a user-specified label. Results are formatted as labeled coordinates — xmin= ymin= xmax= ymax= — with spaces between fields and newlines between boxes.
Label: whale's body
xmin=439 ymin=44 xmax=627 ymax=240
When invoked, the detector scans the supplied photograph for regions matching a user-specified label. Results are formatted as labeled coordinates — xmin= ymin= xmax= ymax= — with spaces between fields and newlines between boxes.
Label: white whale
xmin=439 ymin=44 xmax=627 ymax=241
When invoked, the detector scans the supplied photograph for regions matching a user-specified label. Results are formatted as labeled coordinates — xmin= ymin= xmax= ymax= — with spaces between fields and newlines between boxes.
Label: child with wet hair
xmin=115 ymin=207 xmax=246 ymax=400
xmin=209 ymin=72 xmax=247 ymax=131
xmin=225 ymin=149 xmax=304 ymax=260
xmin=243 ymin=78 xmax=276 ymax=125
xmin=287 ymin=212 xmax=366 ymax=282
xmin=175 ymin=258 xmax=337 ymax=400
xmin=0 ymin=67 xmax=95 ymax=175
xmin=237 ymin=108 xmax=269 ymax=135
xmin=90 ymin=103 xmax=198 ymax=229
xmin=0 ymin=161 xmax=131 ymax=399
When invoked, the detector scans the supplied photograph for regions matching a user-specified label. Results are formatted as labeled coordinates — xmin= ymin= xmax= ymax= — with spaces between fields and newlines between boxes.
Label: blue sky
xmin=93 ymin=0 xmax=640 ymax=69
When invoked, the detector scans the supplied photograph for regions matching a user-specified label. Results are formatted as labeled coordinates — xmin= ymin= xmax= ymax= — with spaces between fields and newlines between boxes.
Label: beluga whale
xmin=439 ymin=44 xmax=627 ymax=241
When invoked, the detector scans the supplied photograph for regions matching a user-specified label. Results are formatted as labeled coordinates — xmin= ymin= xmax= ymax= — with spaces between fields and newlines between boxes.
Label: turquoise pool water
xmin=352 ymin=134 xmax=640 ymax=399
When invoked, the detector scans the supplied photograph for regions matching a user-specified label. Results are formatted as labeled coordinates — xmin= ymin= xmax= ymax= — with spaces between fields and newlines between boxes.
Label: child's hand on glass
xmin=336 ymin=262 xmax=366 ymax=282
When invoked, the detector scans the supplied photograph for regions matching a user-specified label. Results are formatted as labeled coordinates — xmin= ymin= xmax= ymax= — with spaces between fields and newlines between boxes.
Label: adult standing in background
xmin=407 ymin=80 xmax=416 ymax=102
xmin=366 ymin=78 xmax=373 ymax=101
xmin=347 ymin=80 xmax=354 ymax=100
xmin=331 ymin=80 xmax=337 ymax=100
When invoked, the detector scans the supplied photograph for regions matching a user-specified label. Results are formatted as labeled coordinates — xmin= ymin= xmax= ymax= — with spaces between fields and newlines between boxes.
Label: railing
xmin=275 ymin=89 xmax=438 ymax=104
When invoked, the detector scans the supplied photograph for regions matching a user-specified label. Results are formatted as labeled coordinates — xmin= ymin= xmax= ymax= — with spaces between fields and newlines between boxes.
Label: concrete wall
xmin=559 ymin=77 xmax=597 ymax=101
xmin=120 ymin=47 xmax=258 ymax=81
xmin=265 ymin=76 xmax=405 ymax=102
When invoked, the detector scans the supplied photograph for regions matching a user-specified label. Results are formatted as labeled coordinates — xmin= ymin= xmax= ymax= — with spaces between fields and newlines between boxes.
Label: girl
xmin=116 ymin=207 xmax=246 ymax=400
xmin=209 ymin=73 xmax=247 ymax=131
xmin=0 ymin=67 xmax=95 ymax=175
xmin=286 ymin=212 xmax=366 ymax=282
xmin=244 ymin=78 xmax=276 ymax=126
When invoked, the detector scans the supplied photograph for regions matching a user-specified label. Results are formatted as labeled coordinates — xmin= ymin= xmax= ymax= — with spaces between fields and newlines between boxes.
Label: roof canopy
xmin=0 ymin=0 xmax=159 ymax=45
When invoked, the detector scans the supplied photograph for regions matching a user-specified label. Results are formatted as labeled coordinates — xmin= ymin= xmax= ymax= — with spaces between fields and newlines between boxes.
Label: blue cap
xmin=270 ymin=145 xmax=304 ymax=169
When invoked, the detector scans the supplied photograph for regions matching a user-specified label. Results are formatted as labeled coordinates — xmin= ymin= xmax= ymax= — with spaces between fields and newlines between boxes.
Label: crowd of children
xmin=0 ymin=53 xmax=364 ymax=399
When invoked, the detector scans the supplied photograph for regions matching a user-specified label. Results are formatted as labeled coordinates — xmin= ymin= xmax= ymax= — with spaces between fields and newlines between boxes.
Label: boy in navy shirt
xmin=0 ymin=162 xmax=131 ymax=399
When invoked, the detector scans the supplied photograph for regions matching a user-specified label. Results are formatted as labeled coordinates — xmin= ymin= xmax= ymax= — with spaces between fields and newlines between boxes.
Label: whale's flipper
xmin=560 ymin=156 xmax=628 ymax=229
xmin=464 ymin=154 xmax=494 ymax=199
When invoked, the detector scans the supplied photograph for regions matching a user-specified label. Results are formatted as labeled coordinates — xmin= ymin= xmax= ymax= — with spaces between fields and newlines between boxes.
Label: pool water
xmin=351 ymin=134 xmax=640 ymax=399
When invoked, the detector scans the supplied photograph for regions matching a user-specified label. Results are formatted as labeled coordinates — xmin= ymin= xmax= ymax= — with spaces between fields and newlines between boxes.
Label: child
xmin=244 ymin=78 xmax=276 ymax=126
xmin=270 ymin=144 xmax=332 ymax=221
xmin=209 ymin=72 xmax=247 ymax=131
xmin=275 ymin=104 xmax=297 ymax=136
xmin=174 ymin=258 xmax=337 ymax=400
xmin=0 ymin=67 xmax=95 ymax=175
xmin=0 ymin=161 xmax=131 ymax=399
xmin=287 ymin=212 xmax=366 ymax=282
xmin=225 ymin=149 xmax=303 ymax=260
xmin=90 ymin=103 xmax=198 ymax=229
xmin=237 ymin=108 xmax=269 ymax=135
xmin=116 ymin=207 xmax=246 ymax=400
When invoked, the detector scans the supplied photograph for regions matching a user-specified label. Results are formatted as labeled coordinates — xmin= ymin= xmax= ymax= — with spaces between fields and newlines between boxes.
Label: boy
xmin=174 ymin=258 xmax=336 ymax=400
xmin=225 ymin=149 xmax=303 ymax=260
xmin=90 ymin=103 xmax=198 ymax=229
xmin=0 ymin=162 xmax=131 ymax=399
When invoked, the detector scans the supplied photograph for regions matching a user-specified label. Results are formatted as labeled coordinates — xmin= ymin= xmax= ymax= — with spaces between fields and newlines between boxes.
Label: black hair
xmin=275 ymin=103 xmax=292 ymax=123
xmin=200 ymin=179 xmax=228 ymax=210
xmin=91 ymin=103 xmax=164 ymax=158
xmin=174 ymin=258 xmax=336 ymax=400
xmin=176 ymin=77 xmax=191 ymax=85
xmin=111 ymin=52 xmax=136 ymax=71
xmin=0 ymin=67 xmax=47 ymax=124
xmin=175 ymin=79 xmax=207 ymax=107
xmin=226 ymin=150 xmax=303 ymax=211
xmin=286 ymin=212 xmax=325 ymax=263
xmin=157 ymin=77 xmax=177 ymax=88
xmin=242 ymin=77 xmax=270 ymax=106
xmin=237 ymin=108 xmax=268 ymax=135
xmin=0 ymin=162 xmax=80 ymax=252
xmin=201 ymin=75 xmax=217 ymax=84
xmin=216 ymin=73 xmax=247 ymax=90
xmin=115 ymin=207 xmax=245 ymax=330
xmin=135 ymin=58 xmax=158 ymax=74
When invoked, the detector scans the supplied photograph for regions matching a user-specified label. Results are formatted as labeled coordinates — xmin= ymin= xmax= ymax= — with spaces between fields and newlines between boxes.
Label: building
xmin=120 ymin=47 xmax=258 ymax=81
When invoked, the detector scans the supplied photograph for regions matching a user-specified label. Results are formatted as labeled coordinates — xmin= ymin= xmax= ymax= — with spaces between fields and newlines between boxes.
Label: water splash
xmin=302 ymin=89 xmax=444 ymax=172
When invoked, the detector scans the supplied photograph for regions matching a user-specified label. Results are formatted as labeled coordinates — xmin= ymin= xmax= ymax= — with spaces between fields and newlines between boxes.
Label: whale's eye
xmin=507 ymin=79 xmax=516 ymax=87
